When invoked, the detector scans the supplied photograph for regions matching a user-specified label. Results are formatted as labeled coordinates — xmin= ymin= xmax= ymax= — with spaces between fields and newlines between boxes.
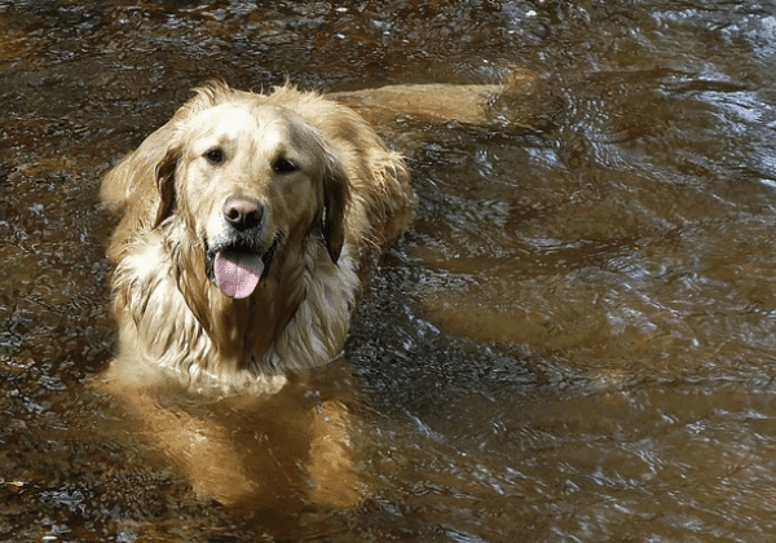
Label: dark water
xmin=4 ymin=1 xmax=776 ymax=541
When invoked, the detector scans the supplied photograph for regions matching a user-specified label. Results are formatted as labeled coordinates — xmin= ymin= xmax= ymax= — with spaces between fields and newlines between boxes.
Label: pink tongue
xmin=213 ymin=251 xmax=265 ymax=299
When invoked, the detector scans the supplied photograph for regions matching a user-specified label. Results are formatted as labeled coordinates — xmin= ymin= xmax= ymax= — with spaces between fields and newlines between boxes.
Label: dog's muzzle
xmin=204 ymin=197 xmax=282 ymax=299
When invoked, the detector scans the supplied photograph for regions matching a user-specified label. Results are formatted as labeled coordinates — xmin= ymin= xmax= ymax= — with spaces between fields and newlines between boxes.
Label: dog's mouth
xmin=204 ymin=235 xmax=282 ymax=299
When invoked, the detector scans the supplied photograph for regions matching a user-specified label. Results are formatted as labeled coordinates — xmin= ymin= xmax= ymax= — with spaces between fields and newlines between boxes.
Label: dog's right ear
xmin=321 ymin=154 xmax=350 ymax=264
xmin=153 ymin=146 xmax=180 ymax=228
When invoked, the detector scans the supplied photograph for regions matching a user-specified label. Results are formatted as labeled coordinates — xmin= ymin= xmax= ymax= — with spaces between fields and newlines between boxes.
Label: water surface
xmin=3 ymin=1 xmax=776 ymax=541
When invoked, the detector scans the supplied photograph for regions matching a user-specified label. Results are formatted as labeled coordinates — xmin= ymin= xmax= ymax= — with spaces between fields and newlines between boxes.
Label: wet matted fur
xmin=100 ymin=81 xmax=414 ymax=392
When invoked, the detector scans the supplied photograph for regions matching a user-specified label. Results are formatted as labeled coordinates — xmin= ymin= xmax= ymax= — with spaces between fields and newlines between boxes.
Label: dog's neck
xmin=152 ymin=216 xmax=358 ymax=384
xmin=114 ymin=224 xmax=358 ymax=388
xmin=173 ymin=242 xmax=306 ymax=375
xmin=213 ymin=247 xmax=306 ymax=372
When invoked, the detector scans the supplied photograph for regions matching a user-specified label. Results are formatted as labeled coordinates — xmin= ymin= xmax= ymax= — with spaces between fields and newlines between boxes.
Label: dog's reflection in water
xmin=100 ymin=357 xmax=362 ymax=520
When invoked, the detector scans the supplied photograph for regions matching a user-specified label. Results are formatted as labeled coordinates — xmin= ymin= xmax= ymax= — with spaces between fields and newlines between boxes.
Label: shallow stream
xmin=4 ymin=1 xmax=776 ymax=541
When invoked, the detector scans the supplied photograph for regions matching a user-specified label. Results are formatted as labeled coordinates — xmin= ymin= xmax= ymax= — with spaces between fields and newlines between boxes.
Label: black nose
xmin=223 ymin=197 xmax=263 ymax=230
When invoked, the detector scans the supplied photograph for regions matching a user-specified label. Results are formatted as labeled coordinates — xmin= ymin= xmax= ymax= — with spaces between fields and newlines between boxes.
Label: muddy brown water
xmin=4 ymin=1 xmax=776 ymax=541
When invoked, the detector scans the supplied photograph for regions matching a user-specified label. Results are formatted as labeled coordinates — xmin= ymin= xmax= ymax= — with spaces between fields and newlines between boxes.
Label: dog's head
xmin=154 ymin=100 xmax=350 ymax=300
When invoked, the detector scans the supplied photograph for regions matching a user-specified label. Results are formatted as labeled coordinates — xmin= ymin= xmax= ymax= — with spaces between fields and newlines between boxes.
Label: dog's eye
xmin=205 ymin=148 xmax=225 ymax=165
xmin=272 ymin=158 xmax=298 ymax=174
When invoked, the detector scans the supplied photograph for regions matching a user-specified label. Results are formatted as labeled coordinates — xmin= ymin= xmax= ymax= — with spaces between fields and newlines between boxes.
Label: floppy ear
xmin=321 ymin=155 xmax=350 ymax=263
xmin=153 ymin=146 xmax=180 ymax=228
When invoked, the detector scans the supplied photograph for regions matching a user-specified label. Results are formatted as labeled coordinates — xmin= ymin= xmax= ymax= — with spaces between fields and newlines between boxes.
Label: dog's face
xmin=155 ymin=101 xmax=349 ymax=300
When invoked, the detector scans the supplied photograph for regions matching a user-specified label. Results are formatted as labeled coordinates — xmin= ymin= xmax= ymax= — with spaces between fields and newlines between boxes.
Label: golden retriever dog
xmin=101 ymin=81 xmax=413 ymax=391
xmin=98 ymin=81 xmax=414 ymax=511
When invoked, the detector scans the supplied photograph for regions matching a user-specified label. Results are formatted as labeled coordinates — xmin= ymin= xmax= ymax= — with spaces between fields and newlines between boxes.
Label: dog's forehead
xmin=190 ymin=101 xmax=299 ymax=144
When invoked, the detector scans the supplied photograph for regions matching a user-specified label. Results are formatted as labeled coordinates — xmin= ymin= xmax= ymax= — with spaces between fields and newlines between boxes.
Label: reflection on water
xmin=5 ymin=0 xmax=776 ymax=541
xmin=95 ymin=359 xmax=364 ymax=537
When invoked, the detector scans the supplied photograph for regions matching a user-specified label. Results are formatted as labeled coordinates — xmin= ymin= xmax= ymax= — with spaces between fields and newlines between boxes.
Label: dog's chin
xmin=204 ymin=235 xmax=282 ymax=299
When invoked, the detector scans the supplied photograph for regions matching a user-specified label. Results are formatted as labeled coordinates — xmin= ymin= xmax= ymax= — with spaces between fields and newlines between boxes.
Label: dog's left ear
xmin=321 ymin=155 xmax=350 ymax=264
xmin=153 ymin=146 xmax=180 ymax=228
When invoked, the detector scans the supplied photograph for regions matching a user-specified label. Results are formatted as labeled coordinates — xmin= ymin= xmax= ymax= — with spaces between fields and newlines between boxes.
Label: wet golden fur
xmin=100 ymin=81 xmax=413 ymax=392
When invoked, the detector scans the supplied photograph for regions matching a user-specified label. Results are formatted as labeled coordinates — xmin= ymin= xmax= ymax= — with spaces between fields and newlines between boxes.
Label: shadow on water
xmin=5 ymin=0 xmax=776 ymax=541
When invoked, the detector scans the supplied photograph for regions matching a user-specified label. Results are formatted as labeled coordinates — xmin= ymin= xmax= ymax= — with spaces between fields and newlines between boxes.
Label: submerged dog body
xmin=101 ymin=82 xmax=413 ymax=391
